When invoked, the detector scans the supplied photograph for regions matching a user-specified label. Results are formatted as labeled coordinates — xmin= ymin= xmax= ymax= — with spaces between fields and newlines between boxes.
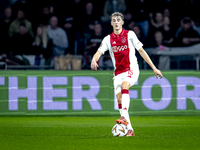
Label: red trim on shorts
xmin=121 ymin=89 xmax=129 ymax=94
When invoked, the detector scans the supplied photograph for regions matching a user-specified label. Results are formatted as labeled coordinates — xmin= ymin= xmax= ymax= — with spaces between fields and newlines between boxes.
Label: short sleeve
xmin=98 ymin=36 xmax=109 ymax=54
xmin=129 ymin=31 xmax=143 ymax=50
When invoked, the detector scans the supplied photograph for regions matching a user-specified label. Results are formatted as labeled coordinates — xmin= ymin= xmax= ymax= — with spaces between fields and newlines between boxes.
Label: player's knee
xmin=121 ymin=81 xmax=130 ymax=90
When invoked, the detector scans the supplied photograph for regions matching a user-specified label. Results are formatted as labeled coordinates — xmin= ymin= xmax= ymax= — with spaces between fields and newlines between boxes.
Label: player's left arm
xmin=138 ymin=47 xmax=163 ymax=79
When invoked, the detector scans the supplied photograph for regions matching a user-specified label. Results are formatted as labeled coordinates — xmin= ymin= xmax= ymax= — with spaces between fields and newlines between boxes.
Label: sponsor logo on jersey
xmin=112 ymin=45 xmax=128 ymax=52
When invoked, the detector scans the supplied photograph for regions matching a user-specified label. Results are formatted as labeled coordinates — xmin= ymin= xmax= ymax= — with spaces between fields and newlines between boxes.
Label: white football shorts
xmin=113 ymin=69 xmax=139 ymax=95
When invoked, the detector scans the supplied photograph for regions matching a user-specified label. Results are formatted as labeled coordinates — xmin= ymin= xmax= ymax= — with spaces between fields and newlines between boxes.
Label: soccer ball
xmin=112 ymin=123 xmax=128 ymax=137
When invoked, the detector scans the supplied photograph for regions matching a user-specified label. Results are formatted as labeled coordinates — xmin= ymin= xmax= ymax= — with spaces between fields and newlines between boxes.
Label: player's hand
xmin=154 ymin=69 xmax=163 ymax=79
xmin=91 ymin=58 xmax=99 ymax=71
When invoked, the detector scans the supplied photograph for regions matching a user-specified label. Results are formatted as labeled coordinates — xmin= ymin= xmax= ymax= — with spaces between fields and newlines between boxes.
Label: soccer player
xmin=91 ymin=12 xmax=163 ymax=136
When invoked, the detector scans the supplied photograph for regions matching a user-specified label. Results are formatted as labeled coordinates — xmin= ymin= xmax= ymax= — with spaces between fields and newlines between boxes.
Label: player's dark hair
xmin=110 ymin=12 xmax=124 ymax=21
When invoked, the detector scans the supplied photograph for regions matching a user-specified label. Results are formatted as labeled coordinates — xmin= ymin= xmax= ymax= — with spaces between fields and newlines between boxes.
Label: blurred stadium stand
xmin=0 ymin=0 xmax=200 ymax=70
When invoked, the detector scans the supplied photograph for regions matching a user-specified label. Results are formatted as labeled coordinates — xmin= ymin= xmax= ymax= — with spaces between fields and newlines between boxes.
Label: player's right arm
xmin=91 ymin=36 xmax=109 ymax=71
xmin=91 ymin=50 xmax=103 ymax=71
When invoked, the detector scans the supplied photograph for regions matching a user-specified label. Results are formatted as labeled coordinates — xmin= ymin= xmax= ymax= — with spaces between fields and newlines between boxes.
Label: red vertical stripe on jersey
xmin=110 ymin=29 xmax=130 ymax=76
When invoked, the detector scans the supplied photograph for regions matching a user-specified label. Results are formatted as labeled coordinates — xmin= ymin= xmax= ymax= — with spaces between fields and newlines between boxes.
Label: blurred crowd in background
xmin=0 ymin=0 xmax=200 ymax=70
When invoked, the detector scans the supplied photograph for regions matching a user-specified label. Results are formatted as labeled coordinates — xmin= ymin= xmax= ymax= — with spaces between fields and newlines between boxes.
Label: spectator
xmin=85 ymin=23 xmax=105 ymax=56
xmin=33 ymin=26 xmax=48 ymax=51
xmin=9 ymin=8 xmax=34 ymax=38
xmin=151 ymin=31 xmax=167 ymax=69
xmin=62 ymin=16 xmax=83 ymax=55
xmin=59 ymin=0 xmax=85 ymax=38
xmin=32 ymin=26 xmax=53 ymax=65
xmin=161 ymin=16 xmax=174 ymax=47
xmin=33 ymin=5 xmax=55 ymax=36
xmin=85 ymin=22 xmax=112 ymax=69
xmin=132 ymin=25 xmax=147 ymax=68
xmin=11 ymin=0 xmax=31 ymax=20
xmin=146 ymin=30 xmax=166 ymax=49
xmin=175 ymin=17 xmax=200 ymax=47
xmin=150 ymin=12 xmax=164 ymax=29
xmin=101 ymin=0 xmax=127 ymax=23
xmin=49 ymin=4 xmax=55 ymax=15
xmin=47 ymin=16 xmax=68 ymax=56
xmin=38 ymin=5 xmax=52 ymax=26
xmin=0 ymin=7 xmax=13 ymax=55
xmin=82 ymin=2 xmax=101 ymax=34
xmin=33 ymin=26 xmax=50 ymax=54
xmin=163 ymin=7 xmax=170 ymax=18
xmin=10 ymin=22 xmax=34 ymax=55
xmin=0 ymin=6 xmax=26 ymax=66
xmin=125 ymin=20 xmax=135 ymax=30
xmin=84 ymin=23 xmax=105 ymax=67
xmin=132 ymin=25 xmax=147 ymax=46
xmin=0 ymin=0 xmax=10 ymax=19
xmin=125 ymin=0 xmax=150 ymax=37
xmin=148 ymin=12 xmax=163 ymax=39
xmin=153 ymin=31 xmax=165 ymax=47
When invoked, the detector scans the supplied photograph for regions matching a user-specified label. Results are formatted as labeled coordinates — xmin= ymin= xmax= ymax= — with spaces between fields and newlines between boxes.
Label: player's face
xmin=111 ymin=16 xmax=124 ymax=31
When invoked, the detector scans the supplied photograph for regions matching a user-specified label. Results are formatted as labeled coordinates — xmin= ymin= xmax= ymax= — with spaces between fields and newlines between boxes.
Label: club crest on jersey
xmin=112 ymin=45 xmax=128 ymax=52
xmin=121 ymin=38 xmax=126 ymax=43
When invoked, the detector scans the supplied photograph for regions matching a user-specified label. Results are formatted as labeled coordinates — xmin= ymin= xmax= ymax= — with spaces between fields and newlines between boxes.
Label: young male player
xmin=91 ymin=12 xmax=163 ymax=136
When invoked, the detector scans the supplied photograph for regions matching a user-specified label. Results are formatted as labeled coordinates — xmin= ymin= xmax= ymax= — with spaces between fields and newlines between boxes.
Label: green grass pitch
xmin=0 ymin=116 xmax=200 ymax=150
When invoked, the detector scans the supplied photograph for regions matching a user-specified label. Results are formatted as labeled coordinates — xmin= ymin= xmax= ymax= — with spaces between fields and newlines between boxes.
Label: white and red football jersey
xmin=98 ymin=29 xmax=143 ymax=76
